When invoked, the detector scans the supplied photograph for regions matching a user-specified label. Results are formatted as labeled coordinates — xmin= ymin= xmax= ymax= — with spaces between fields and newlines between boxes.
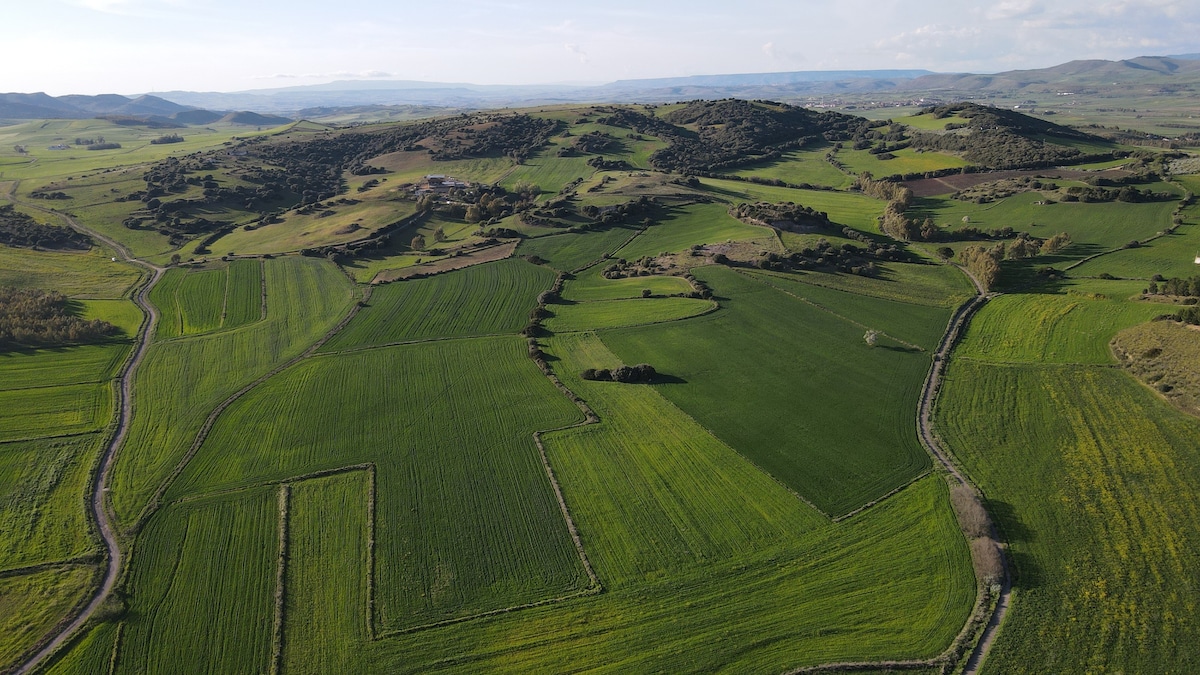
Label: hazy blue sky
xmin=4 ymin=0 xmax=1198 ymax=94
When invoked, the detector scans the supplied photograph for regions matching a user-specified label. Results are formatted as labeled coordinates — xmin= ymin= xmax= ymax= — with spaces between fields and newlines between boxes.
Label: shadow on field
xmin=650 ymin=373 xmax=688 ymax=385
xmin=987 ymin=499 xmax=1042 ymax=589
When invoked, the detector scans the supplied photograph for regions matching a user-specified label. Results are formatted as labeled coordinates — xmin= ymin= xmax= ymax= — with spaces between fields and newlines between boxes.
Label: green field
xmin=0 ymin=245 xmax=141 ymax=299
xmin=938 ymin=362 xmax=1200 ymax=673
xmin=516 ymin=225 xmax=639 ymax=272
xmin=545 ymin=296 xmax=714 ymax=332
xmin=150 ymin=260 xmax=262 ymax=338
xmin=108 ymin=256 xmax=356 ymax=527
xmin=165 ymin=336 xmax=587 ymax=632
xmin=956 ymin=290 xmax=1167 ymax=364
xmin=837 ymin=147 xmax=969 ymax=176
xmin=560 ymin=266 xmax=693 ymax=301
xmin=0 ymin=566 xmax=97 ymax=667
xmin=322 ymin=258 xmax=552 ymax=351
xmin=0 ymin=382 xmax=111 ymax=443
xmin=697 ymin=177 xmax=889 ymax=233
xmin=612 ymin=202 xmax=772 ymax=259
xmin=728 ymin=144 xmax=855 ymax=189
xmin=601 ymin=266 xmax=936 ymax=516
xmin=0 ymin=435 xmax=102 ymax=569
xmin=119 ymin=489 xmax=279 ymax=674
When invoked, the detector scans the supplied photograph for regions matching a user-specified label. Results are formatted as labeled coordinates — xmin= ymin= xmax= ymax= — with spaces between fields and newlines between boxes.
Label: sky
xmin=3 ymin=0 xmax=1198 ymax=95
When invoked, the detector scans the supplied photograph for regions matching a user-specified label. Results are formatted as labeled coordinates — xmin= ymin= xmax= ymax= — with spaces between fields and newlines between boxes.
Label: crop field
xmin=281 ymin=472 xmax=370 ymax=673
xmin=516 ymin=225 xmax=640 ymax=272
xmin=899 ymin=113 xmax=973 ymax=131
xmin=118 ymin=489 xmax=279 ymax=675
xmin=697 ymin=177 xmax=889 ymax=233
xmin=0 ymin=245 xmax=140 ymax=299
xmin=917 ymin=192 xmax=1179 ymax=253
xmin=956 ymin=290 xmax=1166 ymax=364
xmin=560 ymin=266 xmax=692 ymax=301
xmin=0 ymin=435 xmax=101 ymax=569
xmin=41 ymin=622 xmax=118 ymax=675
xmin=322 ymin=258 xmax=551 ymax=351
xmin=108 ymin=256 xmax=355 ymax=526
xmin=0 ymin=565 xmax=96 ymax=667
xmin=765 ymin=258 xmax=974 ymax=308
xmin=612 ymin=202 xmax=772 ymax=260
xmin=80 ymin=298 xmax=144 ymax=337
xmin=729 ymin=144 xmax=855 ymax=189
xmin=937 ymin=362 xmax=1200 ymax=673
xmin=165 ymin=337 xmax=587 ymax=632
xmin=151 ymin=260 xmax=262 ymax=338
xmin=545 ymin=296 xmax=714 ymax=332
xmin=364 ymin=151 xmax=514 ymax=185
xmin=602 ymin=266 xmax=934 ymax=516
xmin=0 ymin=382 xmax=111 ymax=443
xmin=0 ymin=343 xmax=127 ymax=391
xmin=742 ymin=269 xmax=952 ymax=349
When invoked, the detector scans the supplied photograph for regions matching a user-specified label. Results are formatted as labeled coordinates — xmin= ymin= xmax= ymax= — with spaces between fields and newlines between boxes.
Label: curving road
xmin=9 ymin=182 xmax=164 ymax=675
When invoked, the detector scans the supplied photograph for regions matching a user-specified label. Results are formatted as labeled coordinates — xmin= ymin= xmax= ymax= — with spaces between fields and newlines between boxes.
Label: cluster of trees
xmin=0 ymin=287 xmax=119 ymax=349
xmin=150 ymin=134 xmax=185 ymax=145
xmin=596 ymin=100 xmax=875 ymax=173
xmin=952 ymin=177 xmax=1059 ymax=203
xmin=28 ymin=190 xmax=70 ymax=200
xmin=586 ymin=156 xmax=631 ymax=170
xmin=1060 ymin=185 xmax=1172 ymax=203
xmin=600 ymin=255 xmax=667 ymax=280
xmin=741 ymin=238 xmax=902 ymax=276
xmin=731 ymin=201 xmax=835 ymax=231
xmin=1147 ymin=275 xmax=1200 ymax=297
xmin=570 ymin=131 xmax=621 ymax=154
xmin=959 ymin=245 xmax=1004 ymax=291
xmin=0 ymin=205 xmax=91 ymax=250
xmin=580 ymin=363 xmax=657 ymax=383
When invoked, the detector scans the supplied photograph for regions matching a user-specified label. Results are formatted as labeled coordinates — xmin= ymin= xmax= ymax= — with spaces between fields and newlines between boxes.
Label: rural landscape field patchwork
xmin=2 ymin=79 xmax=1200 ymax=674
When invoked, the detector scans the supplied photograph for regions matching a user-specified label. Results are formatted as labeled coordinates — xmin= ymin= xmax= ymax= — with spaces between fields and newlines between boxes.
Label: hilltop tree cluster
xmin=731 ymin=202 xmax=835 ymax=232
xmin=0 ymin=205 xmax=92 ymax=250
xmin=0 ymin=287 xmax=119 ymax=350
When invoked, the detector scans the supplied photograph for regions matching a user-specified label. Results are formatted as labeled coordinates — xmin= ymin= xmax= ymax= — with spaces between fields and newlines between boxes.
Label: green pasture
xmin=956 ymin=289 xmax=1166 ymax=365
xmin=213 ymin=199 xmax=418 ymax=256
xmin=1070 ymin=222 xmax=1200 ymax=279
xmin=602 ymin=266 xmax=934 ymax=516
xmin=612 ymin=202 xmax=771 ymax=260
xmin=41 ymin=622 xmax=118 ymax=675
xmin=0 ymin=245 xmax=141 ymax=299
xmin=545 ymin=296 xmax=714 ymax=332
xmin=0 ymin=566 xmax=96 ymax=667
xmin=697 ymin=177 xmax=888 ymax=233
xmin=516 ymin=225 xmax=639 ymax=272
xmin=743 ymin=269 xmax=952 ymax=349
xmin=560 ymin=266 xmax=692 ymax=301
xmin=0 ymin=343 xmax=127 ymax=391
xmin=150 ymin=260 xmax=262 ymax=338
xmin=938 ymin=362 xmax=1200 ymax=673
xmin=108 ymin=256 xmax=355 ymax=527
xmin=0 ymin=435 xmax=101 ymax=569
xmin=0 ymin=382 xmax=110 ymax=443
xmin=322 ymin=258 xmax=551 ymax=351
xmin=728 ymin=144 xmax=855 ymax=189
xmin=166 ymin=336 xmax=586 ymax=632
xmin=915 ymin=191 xmax=1179 ymax=255
xmin=837 ymin=147 xmax=969 ymax=176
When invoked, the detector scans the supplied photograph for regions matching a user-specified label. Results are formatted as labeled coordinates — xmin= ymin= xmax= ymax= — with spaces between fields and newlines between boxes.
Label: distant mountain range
xmin=0 ymin=92 xmax=293 ymax=126
xmin=4 ymin=55 xmax=1200 ymax=123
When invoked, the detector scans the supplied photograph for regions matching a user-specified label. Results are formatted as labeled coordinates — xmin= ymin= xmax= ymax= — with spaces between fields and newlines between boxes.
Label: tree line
xmin=0 ymin=287 xmax=119 ymax=350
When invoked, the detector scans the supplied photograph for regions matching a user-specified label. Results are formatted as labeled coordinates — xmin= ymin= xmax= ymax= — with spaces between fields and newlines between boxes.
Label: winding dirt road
xmin=8 ymin=183 xmax=163 ymax=675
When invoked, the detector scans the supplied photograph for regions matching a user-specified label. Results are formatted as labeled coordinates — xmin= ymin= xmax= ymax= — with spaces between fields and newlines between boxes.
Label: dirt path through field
xmin=9 ymin=180 xmax=165 ymax=675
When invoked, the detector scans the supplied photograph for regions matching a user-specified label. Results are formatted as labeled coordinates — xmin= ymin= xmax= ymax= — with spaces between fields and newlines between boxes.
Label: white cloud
xmin=564 ymin=43 xmax=588 ymax=63
xmin=986 ymin=0 xmax=1043 ymax=20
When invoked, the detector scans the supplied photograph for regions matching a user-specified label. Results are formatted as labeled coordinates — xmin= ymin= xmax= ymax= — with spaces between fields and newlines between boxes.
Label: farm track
xmin=7 ymin=181 xmax=164 ymax=675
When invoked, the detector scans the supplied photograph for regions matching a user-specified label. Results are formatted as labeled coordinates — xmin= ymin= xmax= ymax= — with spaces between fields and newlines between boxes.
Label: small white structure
xmin=1193 ymin=254 xmax=1200 ymax=265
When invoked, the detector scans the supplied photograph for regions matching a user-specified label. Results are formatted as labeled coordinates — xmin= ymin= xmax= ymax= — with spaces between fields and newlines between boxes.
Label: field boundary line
xmin=0 ymin=430 xmax=102 ymax=447
xmin=0 ymin=556 xmax=99 ymax=580
xmin=270 ymin=484 xmax=290 ymax=675
xmin=317 ymin=331 xmax=516 ymax=357
xmin=166 ymin=463 xmax=374 ymax=506
xmin=830 ymin=470 xmax=932 ymax=523
xmin=8 ymin=180 xmax=166 ymax=675
xmin=105 ymin=621 xmax=124 ymax=675
xmin=737 ymin=269 xmax=927 ymax=351
xmin=549 ymin=299 xmax=719 ymax=333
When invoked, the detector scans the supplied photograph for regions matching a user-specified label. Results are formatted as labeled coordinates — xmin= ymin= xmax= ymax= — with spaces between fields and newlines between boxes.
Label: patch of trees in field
xmin=0 ymin=204 xmax=92 ymax=250
xmin=0 ymin=287 xmax=119 ymax=349
xmin=1147 ymin=275 xmax=1200 ymax=297
xmin=731 ymin=201 xmax=835 ymax=232
xmin=580 ymin=363 xmax=658 ymax=383
xmin=150 ymin=134 xmax=185 ymax=145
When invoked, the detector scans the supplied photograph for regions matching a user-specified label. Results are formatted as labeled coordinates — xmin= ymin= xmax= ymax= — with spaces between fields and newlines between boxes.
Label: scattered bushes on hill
xmin=0 ymin=287 xmax=119 ymax=350
xmin=0 ymin=204 xmax=92 ymax=250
